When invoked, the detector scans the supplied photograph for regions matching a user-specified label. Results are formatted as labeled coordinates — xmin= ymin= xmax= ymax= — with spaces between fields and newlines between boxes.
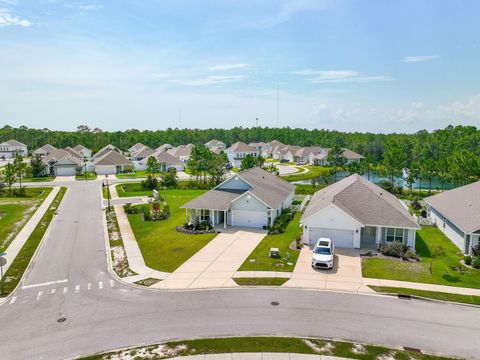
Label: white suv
xmin=311 ymin=238 xmax=335 ymax=269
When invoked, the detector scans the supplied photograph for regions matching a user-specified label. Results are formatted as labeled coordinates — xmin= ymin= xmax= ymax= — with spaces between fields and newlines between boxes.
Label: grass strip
xmin=369 ymin=286 xmax=480 ymax=306
xmin=233 ymin=277 xmax=289 ymax=286
xmin=0 ymin=187 xmax=66 ymax=297
xmin=81 ymin=336 xmax=455 ymax=360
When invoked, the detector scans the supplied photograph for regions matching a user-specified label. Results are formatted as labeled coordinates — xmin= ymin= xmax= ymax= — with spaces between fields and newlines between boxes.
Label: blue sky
xmin=0 ymin=0 xmax=479 ymax=132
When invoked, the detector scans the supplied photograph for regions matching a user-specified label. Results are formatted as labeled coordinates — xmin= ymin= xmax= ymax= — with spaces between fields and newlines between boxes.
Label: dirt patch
xmin=302 ymin=339 xmax=333 ymax=354
xmin=103 ymin=344 xmax=187 ymax=360
xmin=107 ymin=211 xmax=136 ymax=278
xmin=351 ymin=343 xmax=367 ymax=354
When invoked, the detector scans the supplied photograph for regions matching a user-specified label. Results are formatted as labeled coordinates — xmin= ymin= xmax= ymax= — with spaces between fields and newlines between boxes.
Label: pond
xmin=292 ymin=170 xmax=455 ymax=190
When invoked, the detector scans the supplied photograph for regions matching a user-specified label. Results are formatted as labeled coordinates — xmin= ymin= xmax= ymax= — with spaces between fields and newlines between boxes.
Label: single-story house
xmin=225 ymin=142 xmax=258 ymax=168
xmin=261 ymin=140 xmax=284 ymax=158
xmin=425 ymin=181 xmax=480 ymax=254
xmin=167 ymin=144 xmax=193 ymax=165
xmin=301 ymin=174 xmax=419 ymax=249
xmin=0 ymin=140 xmax=28 ymax=158
xmin=156 ymin=144 xmax=174 ymax=152
xmin=293 ymin=146 xmax=322 ymax=164
xmin=205 ymin=139 xmax=226 ymax=151
xmin=274 ymin=145 xmax=301 ymax=162
xmin=309 ymin=148 xmax=364 ymax=166
xmin=153 ymin=150 xmax=185 ymax=172
xmin=42 ymin=149 xmax=82 ymax=176
xmin=128 ymin=143 xmax=146 ymax=154
xmin=181 ymin=167 xmax=294 ymax=229
xmin=94 ymin=149 xmax=133 ymax=175
xmin=33 ymin=144 xmax=57 ymax=158
xmin=93 ymin=144 xmax=118 ymax=160
xmin=73 ymin=144 xmax=92 ymax=158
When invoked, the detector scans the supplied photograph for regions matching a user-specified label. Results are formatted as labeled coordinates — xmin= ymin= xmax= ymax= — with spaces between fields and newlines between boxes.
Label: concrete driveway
xmin=283 ymin=247 xmax=371 ymax=292
xmin=154 ymin=228 xmax=266 ymax=289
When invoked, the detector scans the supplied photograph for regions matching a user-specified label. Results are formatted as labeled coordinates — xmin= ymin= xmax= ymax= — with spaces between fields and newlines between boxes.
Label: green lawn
xmin=281 ymin=165 xmax=332 ymax=182
xmin=295 ymin=183 xmax=324 ymax=195
xmin=127 ymin=189 xmax=217 ymax=272
xmin=1 ymin=187 xmax=66 ymax=297
xmin=239 ymin=212 xmax=302 ymax=272
xmin=81 ymin=336 xmax=453 ymax=360
xmin=0 ymin=187 xmax=52 ymax=253
xmin=76 ymin=172 xmax=97 ymax=180
xmin=21 ymin=176 xmax=55 ymax=182
xmin=369 ymin=286 xmax=480 ymax=306
xmin=233 ymin=277 xmax=289 ymax=286
xmin=116 ymin=170 xmax=148 ymax=179
xmin=362 ymin=226 xmax=480 ymax=289
xmin=116 ymin=182 xmax=154 ymax=197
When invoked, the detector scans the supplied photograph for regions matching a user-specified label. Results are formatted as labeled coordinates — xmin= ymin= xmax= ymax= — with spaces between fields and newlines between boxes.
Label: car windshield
xmin=314 ymin=247 xmax=331 ymax=255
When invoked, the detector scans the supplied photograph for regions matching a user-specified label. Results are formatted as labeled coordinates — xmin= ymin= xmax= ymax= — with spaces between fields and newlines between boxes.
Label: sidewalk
xmin=169 ymin=354 xmax=351 ymax=360
xmin=2 ymin=186 xmax=60 ymax=275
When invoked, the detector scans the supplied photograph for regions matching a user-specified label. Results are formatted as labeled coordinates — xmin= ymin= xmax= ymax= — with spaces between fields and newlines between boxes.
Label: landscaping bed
xmin=362 ymin=226 xmax=480 ymax=289
xmin=126 ymin=189 xmax=217 ymax=272
xmin=239 ymin=212 xmax=302 ymax=272
xmin=233 ymin=277 xmax=289 ymax=286
xmin=0 ymin=187 xmax=66 ymax=297
xmin=81 ymin=336 xmax=454 ymax=360
xmin=105 ymin=210 xmax=136 ymax=278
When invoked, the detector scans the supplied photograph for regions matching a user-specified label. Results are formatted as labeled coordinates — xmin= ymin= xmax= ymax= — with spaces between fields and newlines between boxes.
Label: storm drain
xmin=397 ymin=294 xmax=411 ymax=300
xmin=57 ymin=317 xmax=67 ymax=323
xmin=271 ymin=301 xmax=280 ymax=306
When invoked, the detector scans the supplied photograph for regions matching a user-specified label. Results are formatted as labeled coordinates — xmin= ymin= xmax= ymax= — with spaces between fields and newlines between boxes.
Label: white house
xmin=167 ymin=144 xmax=193 ymax=165
xmin=42 ymin=149 xmax=82 ymax=176
xmin=261 ymin=140 xmax=284 ymax=158
xmin=0 ymin=140 xmax=28 ymax=158
xmin=93 ymin=144 xmax=118 ymax=160
xmin=309 ymin=148 xmax=364 ymax=166
xmin=425 ymin=181 xmax=480 ymax=254
xmin=73 ymin=144 xmax=92 ymax=158
xmin=154 ymin=150 xmax=185 ymax=172
xmin=301 ymin=174 xmax=419 ymax=249
xmin=94 ymin=149 xmax=133 ymax=175
xmin=225 ymin=142 xmax=258 ymax=168
xmin=205 ymin=139 xmax=226 ymax=151
xmin=249 ymin=142 xmax=266 ymax=153
xmin=181 ymin=167 xmax=294 ymax=229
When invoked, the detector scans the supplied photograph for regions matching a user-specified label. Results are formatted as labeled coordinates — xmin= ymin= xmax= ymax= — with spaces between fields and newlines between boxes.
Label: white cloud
xmin=151 ymin=73 xmax=169 ymax=79
xmin=170 ymin=75 xmax=246 ymax=86
xmin=403 ymin=55 xmax=438 ymax=63
xmin=208 ymin=63 xmax=247 ymax=71
xmin=0 ymin=8 xmax=32 ymax=27
xmin=292 ymin=69 xmax=392 ymax=84
xmin=64 ymin=2 xmax=101 ymax=11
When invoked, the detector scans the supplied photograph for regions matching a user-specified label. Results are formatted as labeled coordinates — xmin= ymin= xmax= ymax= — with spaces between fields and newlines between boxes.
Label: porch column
xmin=185 ymin=208 xmax=188 ymax=224
xmin=224 ymin=210 xmax=227 ymax=229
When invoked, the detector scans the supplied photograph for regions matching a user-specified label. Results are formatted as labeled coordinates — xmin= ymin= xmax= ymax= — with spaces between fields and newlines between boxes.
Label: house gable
xmin=55 ymin=157 xmax=78 ymax=166
xmin=302 ymin=203 xmax=363 ymax=230
xmin=230 ymin=191 xmax=269 ymax=212
xmin=216 ymin=175 xmax=252 ymax=191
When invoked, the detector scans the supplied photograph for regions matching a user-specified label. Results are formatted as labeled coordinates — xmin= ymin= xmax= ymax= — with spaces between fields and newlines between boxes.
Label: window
xmin=385 ymin=228 xmax=405 ymax=242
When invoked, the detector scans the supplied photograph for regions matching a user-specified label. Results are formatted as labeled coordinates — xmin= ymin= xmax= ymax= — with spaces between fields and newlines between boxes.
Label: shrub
xmin=268 ymin=208 xmax=294 ymax=234
xmin=402 ymin=249 xmax=419 ymax=261
xmin=471 ymin=244 xmax=480 ymax=257
xmin=124 ymin=203 xmax=142 ymax=214
xmin=410 ymin=199 xmax=422 ymax=210
xmin=141 ymin=175 xmax=158 ymax=190
xmin=464 ymin=255 xmax=472 ymax=266
xmin=379 ymin=242 xmax=408 ymax=258
xmin=472 ymin=256 xmax=480 ymax=269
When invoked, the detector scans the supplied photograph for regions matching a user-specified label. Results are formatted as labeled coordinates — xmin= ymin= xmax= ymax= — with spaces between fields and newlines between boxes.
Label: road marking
xmin=63 ymin=287 xmax=68 ymax=295
xmin=98 ymin=281 xmax=103 ymax=289
xmin=21 ymin=279 xmax=68 ymax=290
xmin=87 ymin=283 xmax=92 ymax=290
xmin=51 ymin=289 xmax=56 ymax=294
xmin=37 ymin=291 xmax=43 ymax=301
xmin=9 ymin=296 xmax=16 ymax=305
xmin=75 ymin=285 xmax=80 ymax=293
xmin=109 ymin=280 xmax=115 ymax=288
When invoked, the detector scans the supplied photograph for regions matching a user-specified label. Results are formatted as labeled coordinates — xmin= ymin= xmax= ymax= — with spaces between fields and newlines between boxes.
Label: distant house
xmin=301 ymin=174 xmax=419 ymax=249
xmin=225 ymin=142 xmax=258 ymax=168
xmin=293 ymin=147 xmax=322 ymax=164
xmin=0 ymin=140 xmax=28 ymax=158
xmin=128 ymin=143 xmax=146 ymax=154
xmin=153 ymin=150 xmax=184 ymax=172
xmin=93 ymin=144 xmax=118 ymax=160
xmin=205 ymin=139 xmax=226 ymax=151
xmin=425 ymin=181 xmax=480 ymax=254
xmin=131 ymin=146 xmax=155 ymax=170
xmin=181 ymin=167 xmax=294 ymax=229
xmin=156 ymin=144 xmax=174 ymax=152
xmin=274 ymin=145 xmax=300 ymax=162
xmin=33 ymin=144 xmax=57 ymax=158
xmin=249 ymin=142 xmax=266 ymax=152
xmin=42 ymin=149 xmax=82 ymax=176
xmin=167 ymin=144 xmax=194 ymax=165
xmin=73 ymin=144 xmax=92 ymax=158
xmin=94 ymin=149 xmax=133 ymax=175
xmin=261 ymin=140 xmax=284 ymax=158
xmin=65 ymin=147 xmax=85 ymax=160
xmin=309 ymin=148 xmax=364 ymax=166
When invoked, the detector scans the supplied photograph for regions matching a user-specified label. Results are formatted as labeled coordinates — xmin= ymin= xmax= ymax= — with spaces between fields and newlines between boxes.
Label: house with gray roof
xmin=301 ymin=174 xmax=419 ymax=249
xmin=225 ymin=141 xmax=258 ymax=168
xmin=73 ymin=144 xmax=92 ymax=158
xmin=309 ymin=148 xmax=364 ymax=166
xmin=153 ymin=150 xmax=184 ymax=172
xmin=167 ymin=144 xmax=194 ymax=165
xmin=425 ymin=181 xmax=480 ymax=254
xmin=205 ymin=139 xmax=226 ymax=150
xmin=94 ymin=149 xmax=133 ymax=175
xmin=42 ymin=149 xmax=82 ymax=176
xmin=33 ymin=144 xmax=57 ymax=158
xmin=93 ymin=144 xmax=118 ymax=160
xmin=0 ymin=139 xmax=28 ymax=158
xmin=181 ymin=167 xmax=294 ymax=229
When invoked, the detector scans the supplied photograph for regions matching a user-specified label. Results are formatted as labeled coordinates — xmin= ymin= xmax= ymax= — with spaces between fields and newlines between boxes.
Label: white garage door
xmin=309 ymin=228 xmax=354 ymax=248
xmin=231 ymin=210 xmax=267 ymax=228
xmin=56 ymin=166 xmax=77 ymax=176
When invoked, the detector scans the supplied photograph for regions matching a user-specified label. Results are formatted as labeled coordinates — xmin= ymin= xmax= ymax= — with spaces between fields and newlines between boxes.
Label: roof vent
xmin=235 ymin=176 xmax=239 ymax=181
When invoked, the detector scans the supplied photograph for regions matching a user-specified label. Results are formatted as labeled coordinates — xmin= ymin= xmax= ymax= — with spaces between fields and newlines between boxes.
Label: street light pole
xmin=106 ymin=175 xmax=111 ymax=211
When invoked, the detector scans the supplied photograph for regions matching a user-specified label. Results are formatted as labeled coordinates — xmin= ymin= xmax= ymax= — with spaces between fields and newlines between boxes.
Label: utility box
xmin=269 ymin=247 xmax=280 ymax=258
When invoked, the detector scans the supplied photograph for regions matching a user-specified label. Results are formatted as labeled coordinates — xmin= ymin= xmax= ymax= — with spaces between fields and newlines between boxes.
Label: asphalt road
xmin=0 ymin=180 xmax=479 ymax=360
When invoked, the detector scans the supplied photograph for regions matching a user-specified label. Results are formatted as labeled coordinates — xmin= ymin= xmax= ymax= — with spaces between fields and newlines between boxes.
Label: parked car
xmin=312 ymin=238 xmax=335 ymax=269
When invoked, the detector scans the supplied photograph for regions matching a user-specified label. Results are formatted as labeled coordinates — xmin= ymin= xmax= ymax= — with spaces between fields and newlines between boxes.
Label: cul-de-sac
xmin=1 ymin=2 xmax=480 ymax=360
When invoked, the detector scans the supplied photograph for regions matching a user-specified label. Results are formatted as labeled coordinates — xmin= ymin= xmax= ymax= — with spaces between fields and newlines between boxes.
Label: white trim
xmin=230 ymin=190 xmax=272 ymax=210
xmin=302 ymin=203 xmax=363 ymax=227
xmin=213 ymin=172 xmax=254 ymax=191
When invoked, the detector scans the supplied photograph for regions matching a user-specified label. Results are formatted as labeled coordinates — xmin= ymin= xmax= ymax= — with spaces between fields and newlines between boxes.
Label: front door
xmin=361 ymin=226 xmax=377 ymax=248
